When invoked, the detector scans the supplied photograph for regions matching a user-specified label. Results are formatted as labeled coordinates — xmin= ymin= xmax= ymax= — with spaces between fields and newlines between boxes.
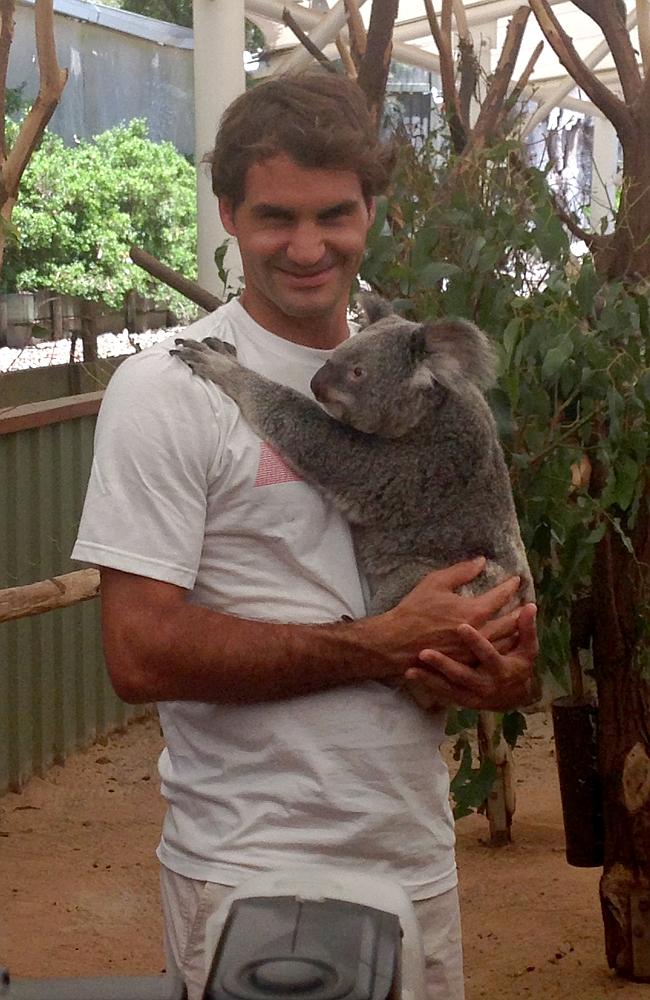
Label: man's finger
xmin=481 ymin=608 xmax=520 ymax=641
xmin=416 ymin=644 xmax=487 ymax=692
xmin=421 ymin=557 xmax=486 ymax=591
xmin=475 ymin=576 xmax=520 ymax=618
xmin=516 ymin=604 xmax=539 ymax=656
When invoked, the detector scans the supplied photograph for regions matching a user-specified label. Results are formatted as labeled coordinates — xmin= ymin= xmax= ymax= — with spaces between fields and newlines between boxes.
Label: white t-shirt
xmin=73 ymin=298 xmax=456 ymax=900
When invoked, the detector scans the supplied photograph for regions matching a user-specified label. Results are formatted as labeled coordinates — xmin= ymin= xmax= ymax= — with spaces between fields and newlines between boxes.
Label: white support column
xmin=193 ymin=0 xmax=245 ymax=296
xmin=590 ymin=115 xmax=619 ymax=235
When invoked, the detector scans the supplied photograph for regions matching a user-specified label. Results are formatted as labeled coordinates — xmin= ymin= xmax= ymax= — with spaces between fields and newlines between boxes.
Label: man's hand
xmin=385 ymin=557 xmax=523 ymax=668
xmin=403 ymin=603 xmax=538 ymax=711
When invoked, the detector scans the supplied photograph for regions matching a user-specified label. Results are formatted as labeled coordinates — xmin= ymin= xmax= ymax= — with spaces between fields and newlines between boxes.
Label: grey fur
xmin=171 ymin=296 xmax=533 ymax=615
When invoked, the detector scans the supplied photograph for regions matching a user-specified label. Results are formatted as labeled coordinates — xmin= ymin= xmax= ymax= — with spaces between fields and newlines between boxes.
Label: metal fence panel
xmin=0 ymin=396 xmax=148 ymax=794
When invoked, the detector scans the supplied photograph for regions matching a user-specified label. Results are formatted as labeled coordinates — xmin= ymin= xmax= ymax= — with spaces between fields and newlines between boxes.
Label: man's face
xmin=219 ymin=153 xmax=376 ymax=346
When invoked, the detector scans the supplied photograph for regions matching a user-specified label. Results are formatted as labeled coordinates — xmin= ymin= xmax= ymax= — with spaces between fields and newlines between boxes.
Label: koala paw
xmin=171 ymin=337 xmax=237 ymax=381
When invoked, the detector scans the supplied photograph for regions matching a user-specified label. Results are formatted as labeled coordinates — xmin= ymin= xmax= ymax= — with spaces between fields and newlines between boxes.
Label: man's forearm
xmin=103 ymin=598 xmax=405 ymax=704
xmin=99 ymin=561 xmax=525 ymax=706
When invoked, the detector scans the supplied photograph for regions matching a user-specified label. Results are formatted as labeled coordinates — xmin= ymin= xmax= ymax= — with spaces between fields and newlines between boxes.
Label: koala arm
xmin=172 ymin=339 xmax=381 ymax=507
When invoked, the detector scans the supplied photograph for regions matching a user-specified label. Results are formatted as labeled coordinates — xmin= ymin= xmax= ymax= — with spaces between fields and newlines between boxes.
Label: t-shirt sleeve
xmin=72 ymin=347 xmax=222 ymax=589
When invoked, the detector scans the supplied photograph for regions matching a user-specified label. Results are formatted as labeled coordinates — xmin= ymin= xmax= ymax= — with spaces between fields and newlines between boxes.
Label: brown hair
xmin=210 ymin=72 xmax=395 ymax=207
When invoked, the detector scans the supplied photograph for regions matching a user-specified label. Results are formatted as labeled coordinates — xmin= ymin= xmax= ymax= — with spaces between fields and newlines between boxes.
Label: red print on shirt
xmin=254 ymin=442 xmax=302 ymax=487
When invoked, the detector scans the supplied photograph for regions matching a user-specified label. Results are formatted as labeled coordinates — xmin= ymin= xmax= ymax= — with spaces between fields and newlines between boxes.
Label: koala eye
xmin=350 ymin=366 xmax=366 ymax=380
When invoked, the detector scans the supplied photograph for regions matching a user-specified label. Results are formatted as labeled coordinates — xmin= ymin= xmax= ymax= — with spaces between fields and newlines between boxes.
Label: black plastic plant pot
xmin=551 ymin=695 xmax=604 ymax=868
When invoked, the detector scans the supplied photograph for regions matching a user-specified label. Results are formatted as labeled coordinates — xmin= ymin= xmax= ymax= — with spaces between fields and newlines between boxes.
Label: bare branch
xmin=508 ymin=39 xmax=544 ymax=110
xmin=458 ymin=37 xmax=479 ymax=131
xmin=452 ymin=0 xmax=472 ymax=44
xmin=3 ymin=0 xmax=67 ymax=197
xmin=440 ymin=0 xmax=452 ymax=40
xmin=472 ymin=6 xmax=531 ymax=149
xmin=356 ymin=0 xmax=399 ymax=126
xmin=130 ymin=246 xmax=221 ymax=313
xmin=343 ymin=0 xmax=366 ymax=69
xmin=423 ymin=0 xmax=467 ymax=151
xmin=571 ymin=0 xmax=642 ymax=103
xmin=528 ymin=0 xmax=631 ymax=138
xmin=0 ymin=0 xmax=16 ymax=161
xmin=335 ymin=34 xmax=357 ymax=78
xmin=282 ymin=8 xmax=339 ymax=73
xmin=637 ymin=0 xmax=650 ymax=78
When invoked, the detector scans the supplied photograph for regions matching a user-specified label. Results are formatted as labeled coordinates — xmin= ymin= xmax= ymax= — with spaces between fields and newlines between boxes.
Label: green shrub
xmin=2 ymin=119 xmax=198 ymax=320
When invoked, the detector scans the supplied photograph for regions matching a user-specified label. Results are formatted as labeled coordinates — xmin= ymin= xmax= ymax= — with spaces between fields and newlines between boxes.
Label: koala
xmin=171 ymin=295 xmax=534 ymax=618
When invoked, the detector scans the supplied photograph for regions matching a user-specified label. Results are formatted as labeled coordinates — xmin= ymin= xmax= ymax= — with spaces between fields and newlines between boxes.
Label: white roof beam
xmin=246 ymin=0 xmax=441 ymax=73
xmin=392 ymin=0 xmax=567 ymax=42
xmin=273 ymin=0 xmax=370 ymax=74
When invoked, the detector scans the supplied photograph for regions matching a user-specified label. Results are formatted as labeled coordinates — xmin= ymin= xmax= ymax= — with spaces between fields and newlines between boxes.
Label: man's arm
xmin=100 ymin=558 xmax=525 ymax=704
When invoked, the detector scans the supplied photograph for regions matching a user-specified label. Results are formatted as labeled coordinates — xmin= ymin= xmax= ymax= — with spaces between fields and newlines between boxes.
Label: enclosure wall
xmin=0 ymin=393 xmax=149 ymax=795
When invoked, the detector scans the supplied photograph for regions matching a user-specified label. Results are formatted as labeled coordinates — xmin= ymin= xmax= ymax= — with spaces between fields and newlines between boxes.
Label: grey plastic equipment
xmin=203 ymin=896 xmax=401 ymax=1000
xmin=2 ymin=971 xmax=185 ymax=1000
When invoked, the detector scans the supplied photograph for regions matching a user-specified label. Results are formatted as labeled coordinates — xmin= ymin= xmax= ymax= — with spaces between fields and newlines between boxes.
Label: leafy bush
xmin=2 ymin=119 xmax=198 ymax=319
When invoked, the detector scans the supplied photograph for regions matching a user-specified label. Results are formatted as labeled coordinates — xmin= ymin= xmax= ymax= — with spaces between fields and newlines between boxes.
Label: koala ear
xmin=355 ymin=292 xmax=394 ymax=328
xmin=416 ymin=318 xmax=496 ymax=391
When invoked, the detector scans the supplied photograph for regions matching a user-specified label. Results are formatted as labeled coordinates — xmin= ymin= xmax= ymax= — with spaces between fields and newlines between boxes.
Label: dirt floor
xmin=1 ymin=712 xmax=647 ymax=1000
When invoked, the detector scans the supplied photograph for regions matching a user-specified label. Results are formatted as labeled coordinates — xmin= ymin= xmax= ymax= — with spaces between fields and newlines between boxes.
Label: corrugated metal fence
xmin=0 ymin=392 xmax=148 ymax=794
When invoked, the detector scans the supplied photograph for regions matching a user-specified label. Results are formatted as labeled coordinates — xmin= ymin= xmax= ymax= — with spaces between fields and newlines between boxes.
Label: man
xmin=73 ymin=73 xmax=537 ymax=1000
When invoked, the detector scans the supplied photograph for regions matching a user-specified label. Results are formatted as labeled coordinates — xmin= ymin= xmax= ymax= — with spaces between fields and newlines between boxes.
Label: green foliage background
xmin=361 ymin=126 xmax=649 ymax=816
xmin=2 ymin=119 xmax=198 ymax=319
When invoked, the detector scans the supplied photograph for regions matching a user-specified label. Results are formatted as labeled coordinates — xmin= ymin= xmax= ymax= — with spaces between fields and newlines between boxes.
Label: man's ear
xmin=219 ymin=198 xmax=237 ymax=237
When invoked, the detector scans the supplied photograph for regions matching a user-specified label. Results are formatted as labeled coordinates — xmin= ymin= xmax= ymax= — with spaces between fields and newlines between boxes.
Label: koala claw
xmin=171 ymin=337 xmax=237 ymax=380
xmin=203 ymin=336 xmax=237 ymax=358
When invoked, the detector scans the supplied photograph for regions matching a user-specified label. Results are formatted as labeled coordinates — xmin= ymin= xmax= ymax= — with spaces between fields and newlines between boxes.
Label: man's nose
xmin=286 ymin=223 xmax=326 ymax=266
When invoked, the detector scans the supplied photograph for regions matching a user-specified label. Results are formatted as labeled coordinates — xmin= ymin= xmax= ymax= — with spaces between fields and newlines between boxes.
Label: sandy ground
xmin=1 ymin=712 xmax=647 ymax=999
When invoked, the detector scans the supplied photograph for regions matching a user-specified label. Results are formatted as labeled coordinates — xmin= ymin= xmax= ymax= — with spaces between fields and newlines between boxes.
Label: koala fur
xmin=172 ymin=295 xmax=534 ymax=617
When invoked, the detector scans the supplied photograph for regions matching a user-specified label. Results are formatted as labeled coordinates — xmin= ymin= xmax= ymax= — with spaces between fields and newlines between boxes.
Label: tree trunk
xmin=592 ymin=491 xmax=650 ymax=980
xmin=477 ymin=710 xmax=515 ymax=845
xmin=601 ymin=126 xmax=650 ymax=279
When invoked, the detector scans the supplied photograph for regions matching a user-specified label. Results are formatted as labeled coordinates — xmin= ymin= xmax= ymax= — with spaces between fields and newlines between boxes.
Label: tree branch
xmin=471 ymin=6 xmax=531 ymax=149
xmin=343 ymin=0 xmax=366 ymax=69
xmin=282 ymin=8 xmax=339 ymax=73
xmin=637 ymin=0 xmax=650 ymax=75
xmin=335 ymin=34 xmax=357 ymax=78
xmin=458 ymin=37 xmax=479 ymax=133
xmin=528 ymin=0 xmax=631 ymax=138
xmin=356 ymin=0 xmax=399 ymax=126
xmin=508 ymin=40 xmax=544 ymax=110
xmin=571 ymin=0 xmax=642 ymax=103
xmin=452 ymin=0 xmax=472 ymax=44
xmin=0 ymin=0 xmax=15 ymax=161
xmin=3 ymin=0 xmax=67 ymax=197
xmin=423 ymin=0 xmax=467 ymax=152
xmin=130 ymin=245 xmax=221 ymax=313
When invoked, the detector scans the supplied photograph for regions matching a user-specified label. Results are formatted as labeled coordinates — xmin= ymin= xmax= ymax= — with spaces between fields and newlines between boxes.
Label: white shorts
xmin=160 ymin=866 xmax=465 ymax=1000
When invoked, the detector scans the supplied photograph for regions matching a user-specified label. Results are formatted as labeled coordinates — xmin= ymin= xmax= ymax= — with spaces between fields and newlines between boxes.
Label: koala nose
xmin=310 ymin=363 xmax=332 ymax=401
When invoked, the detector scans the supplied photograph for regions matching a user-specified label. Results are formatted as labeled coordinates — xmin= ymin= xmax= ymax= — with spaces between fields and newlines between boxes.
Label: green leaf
xmin=417 ymin=261 xmax=462 ymax=288
xmin=541 ymin=335 xmax=573 ymax=382
xmin=613 ymin=456 xmax=640 ymax=511
xmin=502 ymin=710 xmax=527 ymax=748
xmin=574 ymin=258 xmax=599 ymax=314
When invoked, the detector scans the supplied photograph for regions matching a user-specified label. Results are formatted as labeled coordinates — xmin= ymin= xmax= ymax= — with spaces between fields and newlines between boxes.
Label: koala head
xmin=309 ymin=294 xmax=496 ymax=438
